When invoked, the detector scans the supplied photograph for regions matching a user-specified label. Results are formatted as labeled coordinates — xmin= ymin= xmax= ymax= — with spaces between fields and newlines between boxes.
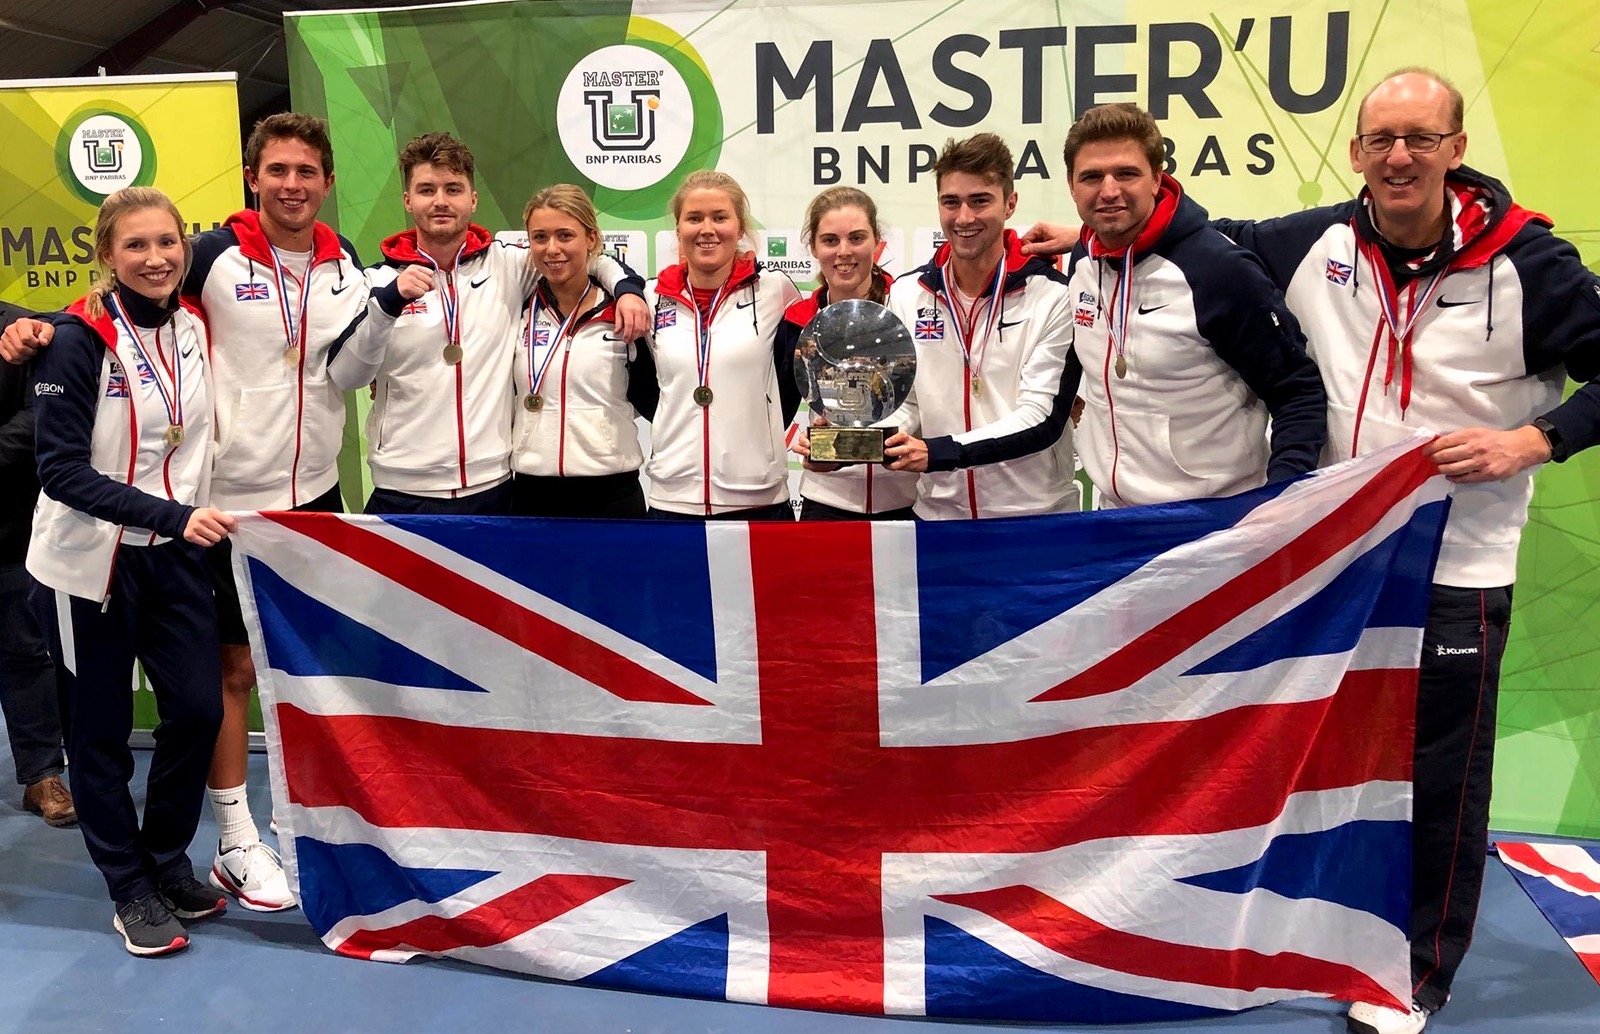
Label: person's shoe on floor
xmin=22 ymin=774 xmax=76 ymax=827
xmin=158 ymin=874 xmax=227 ymax=920
xmin=1348 ymin=1000 xmax=1429 ymax=1034
xmin=113 ymin=893 xmax=188 ymax=957
xmin=210 ymin=840 xmax=296 ymax=912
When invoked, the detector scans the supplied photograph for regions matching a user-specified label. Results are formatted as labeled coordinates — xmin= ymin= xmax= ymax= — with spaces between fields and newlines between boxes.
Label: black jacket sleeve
xmin=1210 ymin=206 xmax=1352 ymax=293
xmin=31 ymin=318 xmax=193 ymax=539
xmin=1516 ymin=227 xmax=1600 ymax=458
xmin=1191 ymin=244 xmax=1328 ymax=481
xmin=626 ymin=337 xmax=659 ymax=422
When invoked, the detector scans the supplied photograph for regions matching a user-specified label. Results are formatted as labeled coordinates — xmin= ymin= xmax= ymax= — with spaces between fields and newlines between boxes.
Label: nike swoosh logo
xmin=602 ymin=333 xmax=624 ymax=342
xmin=998 ymin=318 xmax=1026 ymax=330
xmin=181 ymin=348 xmax=194 ymax=358
xmin=331 ymin=282 xmax=351 ymax=295
xmin=470 ymin=275 xmax=492 ymax=288
xmin=736 ymin=300 xmax=756 ymax=309
xmin=1436 ymin=297 xmax=1480 ymax=308
xmin=1137 ymin=303 xmax=1170 ymax=315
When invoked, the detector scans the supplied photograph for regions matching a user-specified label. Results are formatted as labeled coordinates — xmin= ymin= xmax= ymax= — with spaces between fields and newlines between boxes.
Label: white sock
xmin=208 ymin=783 xmax=261 ymax=852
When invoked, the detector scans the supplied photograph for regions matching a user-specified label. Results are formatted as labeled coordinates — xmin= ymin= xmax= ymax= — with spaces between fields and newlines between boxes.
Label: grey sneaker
xmin=113 ymin=893 xmax=189 ymax=957
xmin=159 ymin=875 xmax=227 ymax=920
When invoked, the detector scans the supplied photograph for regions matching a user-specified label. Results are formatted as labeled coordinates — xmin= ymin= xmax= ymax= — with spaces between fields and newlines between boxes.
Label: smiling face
xmin=106 ymin=206 xmax=186 ymax=304
xmin=675 ymin=187 xmax=743 ymax=286
xmin=936 ymin=170 xmax=1016 ymax=270
xmin=811 ymin=205 xmax=879 ymax=301
xmin=1069 ymin=137 xmax=1161 ymax=251
xmin=1351 ymin=74 xmax=1466 ymax=243
xmin=525 ymin=205 xmax=598 ymax=292
xmin=404 ymin=161 xmax=477 ymax=250
xmin=244 ymin=136 xmax=333 ymax=246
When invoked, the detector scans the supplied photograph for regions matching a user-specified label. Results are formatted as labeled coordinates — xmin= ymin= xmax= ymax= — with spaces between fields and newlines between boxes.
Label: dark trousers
xmin=1410 ymin=583 xmax=1512 ymax=1011
xmin=30 ymin=542 xmax=223 ymax=904
xmin=207 ymin=481 xmax=343 ymax=646
xmin=648 ymin=502 xmax=795 ymax=522
xmin=366 ymin=480 xmax=514 ymax=516
xmin=0 ymin=562 xmax=66 ymax=785
xmin=513 ymin=472 xmax=646 ymax=518
xmin=799 ymin=498 xmax=917 ymax=521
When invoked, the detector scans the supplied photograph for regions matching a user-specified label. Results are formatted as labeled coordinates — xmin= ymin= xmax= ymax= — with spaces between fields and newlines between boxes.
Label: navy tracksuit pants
xmin=31 ymin=540 xmax=222 ymax=904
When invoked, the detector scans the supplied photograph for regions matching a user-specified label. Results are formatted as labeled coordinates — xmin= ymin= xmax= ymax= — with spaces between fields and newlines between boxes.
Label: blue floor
xmin=1 ymin=728 xmax=1594 ymax=1033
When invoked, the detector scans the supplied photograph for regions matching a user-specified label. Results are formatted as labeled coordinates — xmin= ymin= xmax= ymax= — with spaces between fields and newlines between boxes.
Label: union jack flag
xmin=1498 ymin=842 xmax=1600 ymax=983
xmin=1074 ymin=305 xmax=1097 ymax=328
xmin=655 ymin=308 xmax=676 ymax=330
xmin=1326 ymin=259 xmax=1354 ymax=286
xmin=105 ymin=372 xmax=129 ymax=398
xmin=402 ymin=298 xmax=429 ymax=315
xmin=232 ymin=437 xmax=1449 ymax=1022
xmin=914 ymin=318 xmax=942 ymax=340
xmin=532 ymin=327 xmax=551 ymax=347
xmin=235 ymin=282 xmax=271 ymax=301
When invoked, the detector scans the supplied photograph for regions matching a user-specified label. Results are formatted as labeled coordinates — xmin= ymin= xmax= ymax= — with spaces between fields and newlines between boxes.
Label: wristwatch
xmin=1531 ymin=416 xmax=1568 ymax=463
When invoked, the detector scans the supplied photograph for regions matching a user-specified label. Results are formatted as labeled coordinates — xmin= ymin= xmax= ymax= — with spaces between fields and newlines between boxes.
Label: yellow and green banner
xmin=0 ymin=72 xmax=242 ymax=310
xmin=285 ymin=0 xmax=1599 ymax=836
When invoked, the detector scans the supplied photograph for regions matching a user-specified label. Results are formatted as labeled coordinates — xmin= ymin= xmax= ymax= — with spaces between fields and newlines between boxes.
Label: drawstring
xmin=1485 ymin=260 xmax=1495 ymax=340
xmin=750 ymin=282 xmax=758 ymax=335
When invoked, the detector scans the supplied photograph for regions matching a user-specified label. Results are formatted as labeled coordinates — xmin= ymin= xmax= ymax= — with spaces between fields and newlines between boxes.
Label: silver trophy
xmin=794 ymin=299 xmax=917 ymax=463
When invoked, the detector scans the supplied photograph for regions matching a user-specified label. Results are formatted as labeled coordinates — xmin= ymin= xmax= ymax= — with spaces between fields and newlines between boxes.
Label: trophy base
xmin=811 ymin=426 xmax=885 ymax=464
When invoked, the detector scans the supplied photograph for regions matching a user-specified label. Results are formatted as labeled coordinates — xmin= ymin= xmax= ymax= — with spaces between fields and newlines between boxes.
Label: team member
xmin=782 ymin=187 xmax=917 ymax=519
xmin=27 ymin=188 xmax=235 ymax=956
xmin=511 ymin=184 xmax=657 ymax=517
xmin=329 ymin=135 xmax=647 ymax=514
xmin=1 ymin=113 xmax=366 ymax=912
xmin=643 ymin=170 xmax=803 ymax=519
xmin=881 ymin=133 xmax=1080 ymax=519
xmin=1060 ymin=103 xmax=1325 ymax=506
xmin=0 ymin=302 xmax=73 ymax=828
xmin=1028 ymin=69 xmax=1600 ymax=1034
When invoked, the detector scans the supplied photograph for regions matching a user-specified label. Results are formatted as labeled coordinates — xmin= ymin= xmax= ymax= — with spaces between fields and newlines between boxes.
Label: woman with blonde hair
xmin=27 ymin=186 xmax=233 ymax=956
xmin=642 ymin=170 xmax=803 ymax=519
xmin=512 ymin=184 xmax=657 ymax=516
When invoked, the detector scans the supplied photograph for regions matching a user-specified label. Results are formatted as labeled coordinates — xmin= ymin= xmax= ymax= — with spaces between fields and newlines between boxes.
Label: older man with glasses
xmin=1026 ymin=66 xmax=1600 ymax=1034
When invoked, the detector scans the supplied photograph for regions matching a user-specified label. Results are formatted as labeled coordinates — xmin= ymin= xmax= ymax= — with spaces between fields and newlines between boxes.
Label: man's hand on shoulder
xmin=1 ymin=318 xmax=54 ymax=364
xmin=1019 ymin=222 xmax=1081 ymax=257
xmin=1425 ymin=426 xmax=1552 ymax=483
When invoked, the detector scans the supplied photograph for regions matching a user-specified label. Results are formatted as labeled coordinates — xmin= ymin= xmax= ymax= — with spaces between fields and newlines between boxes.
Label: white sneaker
xmin=1348 ymin=1000 xmax=1428 ymax=1034
xmin=209 ymin=841 xmax=297 ymax=912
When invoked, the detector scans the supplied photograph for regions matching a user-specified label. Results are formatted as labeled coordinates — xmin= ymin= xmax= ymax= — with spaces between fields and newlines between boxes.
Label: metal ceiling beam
xmin=72 ymin=0 xmax=240 ymax=77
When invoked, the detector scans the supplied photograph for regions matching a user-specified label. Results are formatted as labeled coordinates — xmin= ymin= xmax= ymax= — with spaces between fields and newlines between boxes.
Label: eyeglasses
xmin=1356 ymin=131 xmax=1461 ymax=154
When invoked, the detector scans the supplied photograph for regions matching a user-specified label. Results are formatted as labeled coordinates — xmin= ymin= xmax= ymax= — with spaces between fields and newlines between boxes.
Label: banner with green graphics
xmin=286 ymin=0 xmax=1600 ymax=836
xmin=0 ymin=73 xmax=242 ymax=310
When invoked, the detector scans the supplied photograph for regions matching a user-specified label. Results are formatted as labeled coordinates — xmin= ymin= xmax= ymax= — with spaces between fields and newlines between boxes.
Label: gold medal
xmin=165 ymin=424 xmax=185 ymax=447
xmin=1115 ymin=355 xmax=1128 ymax=379
xmin=693 ymin=385 xmax=714 ymax=407
xmin=442 ymin=343 xmax=464 ymax=365
xmin=285 ymin=347 xmax=302 ymax=366
xmin=524 ymin=393 xmax=543 ymax=412
xmin=970 ymin=375 xmax=983 ymax=397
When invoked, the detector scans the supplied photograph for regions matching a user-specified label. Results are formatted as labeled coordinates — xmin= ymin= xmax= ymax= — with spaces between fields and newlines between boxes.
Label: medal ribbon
xmin=1356 ymin=234 xmax=1449 ymax=415
xmin=690 ymin=280 xmax=732 ymax=390
xmin=524 ymin=285 xmax=593 ymax=398
xmin=419 ymin=240 xmax=468 ymax=350
xmin=936 ymin=254 xmax=1007 ymax=382
xmin=269 ymin=245 xmax=312 ymax=360
xmin=108 ymin=293 xmax=182 ymax=437
xmin=1095 ymin=248 xmax=1136 ymax=374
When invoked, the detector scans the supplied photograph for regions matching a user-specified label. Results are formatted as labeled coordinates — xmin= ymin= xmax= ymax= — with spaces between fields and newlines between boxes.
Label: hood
xmin=378 ymin=223 xmax=495 ymax=268
xmin=223 ymin=209 xmax=346 ymax=267
xmin=1354 ymin=164 xmax=1549 ymax=275
xmin=654 ymin=254 xmax=760 ymax=303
